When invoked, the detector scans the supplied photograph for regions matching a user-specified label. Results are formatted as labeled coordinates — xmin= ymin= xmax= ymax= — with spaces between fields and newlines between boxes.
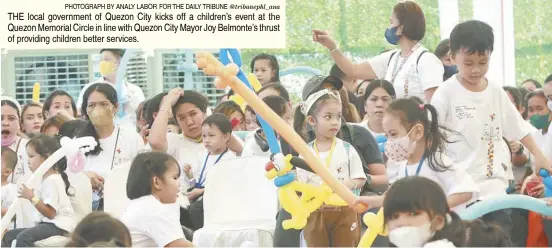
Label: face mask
xmin=88 ymin=106 xmax=114 ymax=127
xmin=384 ymin=126 xmax=417 ymax=161
xmin=548 ymin=101 xmax=552 ymax=112
xmin=1 ymin=134 xmax=16 ymax=147
xmin=443 ymin=65 xmax=458 ymax=79
xmin=99 ymin=61 xmax=117 ymax=77
xmin=385 ymin=26 xmax=400 ymax=45
xmin=389 ymin=222 xmax=434 ymax=247
xmin=529 ymin=113 xmax=551 ymax=130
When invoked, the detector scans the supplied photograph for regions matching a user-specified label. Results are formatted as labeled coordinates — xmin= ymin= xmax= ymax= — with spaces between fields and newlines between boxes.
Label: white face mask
xmin=389 ymin=222 xmax=434 ymax=247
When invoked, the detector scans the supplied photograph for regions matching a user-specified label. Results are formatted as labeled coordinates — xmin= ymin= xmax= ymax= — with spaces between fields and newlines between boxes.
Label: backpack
xmin=387 ymin=50 xmax=428 ymax=74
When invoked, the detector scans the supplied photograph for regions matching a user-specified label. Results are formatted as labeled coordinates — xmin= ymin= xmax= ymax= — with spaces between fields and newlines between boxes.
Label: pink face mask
xmin=1 ymin=134 xmax=16 ymax=147
xmin=384 ymin=127 xmax=417 ymax=162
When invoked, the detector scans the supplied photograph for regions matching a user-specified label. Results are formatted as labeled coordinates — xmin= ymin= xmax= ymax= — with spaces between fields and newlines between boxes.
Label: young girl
xmin=40 ymin=115 xmax=70 ymax=137
xmin=243 ymin=105 xmax=259 ymax=131
xmin=78 ymin=83 xmax=144 ymax=210
xmin=42 ymin=90 xmax=78 ymax=119
xmin=368 ymin=176 xmax=467 ymax=247
xmin=354 ymin=98 xmax=478 ymax=211
xmin=242 ymin=95 xmax=292 ymax=157
xmin=167 ymin=119 xmax=181 ymax=134
xmin=296 ymin=89 xmax=367 ymax=247
xmin=1 ymin=134 xmax=75 ymax=247
xmin=250 ymin=53 xmax=280 ymax=85
xmin=21 ymin=103 xmax=44 ymax=135
xmin=213 ymin=101 xmax=245 ymax=131
xmin=1 ymin=97 xmax=29 ymax=184
xmin=65 ymin=212 xmax=132 ymax=247
xmin=120 ymin=152 xmax=193 ymax=247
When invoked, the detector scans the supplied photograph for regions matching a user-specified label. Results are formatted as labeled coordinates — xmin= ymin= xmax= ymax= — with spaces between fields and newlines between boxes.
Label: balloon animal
xmin=1 ymin=136 xmax=97 ymax=237
xmin=540 ymin=168 xmax=552 ymax=197
xmin=32 ymin=82 xmax=40 ymax=103
xmin=359 ymin=208 xmax=388 ymax=247
xmin=265 ymin=154 xmax=331 ymax=230
xmin=195 ymin=51 xmax=367 ymax=214
xmin=114 ymin=49 xmax=138 ymax=119
xmin=176 ymin=49 xmax=199 ymax=90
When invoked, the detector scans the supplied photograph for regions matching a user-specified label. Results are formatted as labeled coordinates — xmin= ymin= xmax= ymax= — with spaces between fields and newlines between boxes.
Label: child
xmin=213 ymin=101 xmax=245 ymax=131
xmin=250 ymin=53 xmax=280 ymax=85
xmin=65 ymin=212 xmax=132 ymax=247
xmin=167 ymin=119 xmax=181 ymax=134
xmin=243 ymin=105 xmax=259 ymax=131
xmin=242 ymin=96 xmax=293 ymax=157
xmin=464 ymin=219 xmax=514 ymax=247
xmin=296 ymin=89 xmax=367 ymax=247
xmin=1 ymin=134 xmax=75 ymax=247
xmin=370 ymin=176 xmax=466 ymax=247
xmin=431 ymin=20 xmax=552 ymax=234
xmin=353 ymin=98 xmax=478 ymax=211
xmin=120 ymin=152 xmax=193 ymax=247
xmin=183 ymin=113 xmax=236 ymax=229
xmin=1 ymin=147 xmax=18 ymax=230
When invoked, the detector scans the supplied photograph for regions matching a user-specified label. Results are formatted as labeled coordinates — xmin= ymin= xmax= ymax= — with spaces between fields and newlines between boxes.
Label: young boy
xmin=431 ymin=20 xmax=552 ymax=235
xmin=1 ymin=147 xmax=19 ymax=230
xmin=183 ymin=113 xmax=236 ymax=230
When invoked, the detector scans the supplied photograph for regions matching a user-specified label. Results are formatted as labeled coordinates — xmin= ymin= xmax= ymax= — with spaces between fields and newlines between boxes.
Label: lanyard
xmin=196 ymin=149 xmax=228 ymax=187
xmin=405 ymin=154 xmax=426 ymax=177
xmin=391 ymin=43 xmax=421 ymax=84
xmin=313 ymin=138 xmax=337 ymax=169
xmin=110 ymin=128 xmax=121 ymax=170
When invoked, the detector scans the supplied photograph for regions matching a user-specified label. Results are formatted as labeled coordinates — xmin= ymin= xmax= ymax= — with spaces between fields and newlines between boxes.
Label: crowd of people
xmin=1 ymin=1 xmax=552 ymax=247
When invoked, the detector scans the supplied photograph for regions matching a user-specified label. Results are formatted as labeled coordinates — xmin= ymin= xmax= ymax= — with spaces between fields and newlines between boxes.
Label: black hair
xmin=362 ymin=79 xmax=396 ymax=105
xmin=329 ymin=64 xmax=347 ymax=80
xmin=464 ymin=219 xmax=514 ymax=247
xmin=355 ymin=80 xmax=370 ymax=96
xmin=27 ymin=134 xmax=73 ymax=196
xmin=293 ymin=92 xmax=341 ymax=141
xmin=42 ymin=90 xmax=78 ymax=118
xmin=40 ymin=115 xmax=70 ymax=134
xmin=65 ymin=212 xmax=131 ymax=247
xmin=1 ymin=147 xmax=18 ymax=171
xmin=257 ymin=95 xmax=289 ymax=126
xmin=100 ymin=49 xmax=125 ymax=60
xmin=450 ymin=20 xmax=494 ymax=55
xmin=386 ymin=97 xmax=456 ymax=172
xmin=434 ymin=39 xmax=451 ymax=59
xmin=257 ymin=83 xmax=291 ymax=102
xmin=59 ymin=119 xmax=88 ymax=138
xmin=172 ymin=90 xmax=210 ymax=117
xmin=522 ymin=79 xmax=542 ymax=89
xmin=126 ymin=152 xmax=180 ymax=200
xmin=146 ymin=92 xmax=168 ymax=127
xmin=202 ymin=113 xmax=232 ymax=135
xmin=250 ymin=53 xmax=280 ymax=82
xmin=384 ymin=177 xmax=466 ymax=247
xmin=526 ymin=89 xmax=547 ymax=104
xmin=545 ymin=74 xmax=552 ymax=84
xmin=518 ymin=87 xmax=530 ymax=119
xmin=213 ymin=101 xmax=244 ymax=122
xmin=77 ymin=83 xmax=118 ymax=156
xmin=227 ymin=89 xmax=235 ymax=97
xmin=503 ymin=86 xmax=522 ymax=109
xmin=1 ymin=100 xmax=21 ymax=119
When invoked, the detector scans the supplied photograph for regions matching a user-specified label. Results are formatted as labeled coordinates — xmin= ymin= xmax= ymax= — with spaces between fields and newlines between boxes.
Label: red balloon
xmin=265 ymin=161 xmax=275 ymax=171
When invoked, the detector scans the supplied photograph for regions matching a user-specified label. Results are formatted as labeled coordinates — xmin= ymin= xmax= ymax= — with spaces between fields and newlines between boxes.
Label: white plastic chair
xmin=193 ymin=155 xmax=278 ymax=247
xmin=103 ymin=162 xmax=132 ymax=219
xmin=34 ymin=172 xmax=93 ymax=247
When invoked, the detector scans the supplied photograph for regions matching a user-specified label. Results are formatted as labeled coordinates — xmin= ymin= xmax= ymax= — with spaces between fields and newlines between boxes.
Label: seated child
xmin=1 ymin=147 xmax=18 ymax=230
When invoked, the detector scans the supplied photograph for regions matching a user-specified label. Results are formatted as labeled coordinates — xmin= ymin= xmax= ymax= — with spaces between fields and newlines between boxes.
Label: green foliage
xmin=240 ymin=0 xmax=551 ymax=99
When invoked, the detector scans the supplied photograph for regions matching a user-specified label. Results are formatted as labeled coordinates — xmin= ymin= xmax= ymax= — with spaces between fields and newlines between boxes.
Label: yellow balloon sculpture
xmin=246 ymin=73 xmax=262 ymax=92
xmin=229 ymin=94 xmax=246 ymax=112
xmin=359 ymin=208 xmax=388 ymax=247
xmin=32 ymin=82 xmax=40 ymax=103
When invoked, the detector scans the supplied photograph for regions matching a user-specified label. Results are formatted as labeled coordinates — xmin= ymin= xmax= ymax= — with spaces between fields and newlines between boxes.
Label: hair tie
xmin=419 ymin=104 xmax=425 ymax=110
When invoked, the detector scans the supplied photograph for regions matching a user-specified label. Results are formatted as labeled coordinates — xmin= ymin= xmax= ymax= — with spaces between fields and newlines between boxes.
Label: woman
xmin=1 ymin=97 xmax=29 ymax=183
xmin=20 ymin=103 xmax=44 ymax=135
xmin=313 ymin=1 xmax=443 ymax=102
xmin=42 ymin=90 xmax=78 ymax=119
xmin=77 ymin=83 xmax=144 ymax=210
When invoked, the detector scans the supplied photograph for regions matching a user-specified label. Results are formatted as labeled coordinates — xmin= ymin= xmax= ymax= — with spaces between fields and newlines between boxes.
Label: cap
xmin=302 ymin=75 xmax=343 ymax=101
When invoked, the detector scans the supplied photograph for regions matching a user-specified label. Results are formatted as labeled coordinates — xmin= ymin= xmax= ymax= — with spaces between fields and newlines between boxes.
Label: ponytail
xmin=293 ymin=106 xmax=307 ymax=141
xmin=430 ymin=211 xmax=467 ymax=247
xmin=423 ymin=103 xmax=450 ymax=172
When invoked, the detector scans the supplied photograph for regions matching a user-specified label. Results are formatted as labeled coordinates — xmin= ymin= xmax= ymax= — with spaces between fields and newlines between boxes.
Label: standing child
xmin=1 ymin=147 xmax=18 ymax=230
xmin=183 ymin=113 xmax=237 ymax=230
xmin=250 ymin=53 xmax=280 ymax=85
xmin=431 ymin=20 xmax=552 ymax=235
xmin=1 ymin=135 xmax=75 ymax=247
xmin=296 ymin=89 xmax=367 ymax=247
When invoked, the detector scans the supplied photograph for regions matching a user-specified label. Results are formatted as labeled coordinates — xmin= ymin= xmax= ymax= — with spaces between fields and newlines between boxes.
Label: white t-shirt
xmin=423 ymin=239 xmax=456 ymax=248
xmin=396 ymin=153 xmax=479 ymax=211
xmin=1 ymin=183 xmax=17 ymax=230
xmin=120 ymin=195 xmax=185 ymax=247
xmin=368 ymin=47 xmax=443 ymax=100
xmin=6 ymin=136 xmax=29 ymax=184
xmin=39 ymin=174 xmax=76 ymax=232
xmin=77 ymin=78 xmax=145 ymax=133
xmin=297 ymin=138 xmax=366 ymax=186
xmin=431 ymin=76 xmax=532 ymax=200
xmin=164 ymin=133 xmax=244 ymax=192
xmin=530 ymin=127 xmax=550 ymax=170
xmin=241 ymin=129 xmax=281 ymax=157
xmin=192 ymin=150 xmax=237 ymax=188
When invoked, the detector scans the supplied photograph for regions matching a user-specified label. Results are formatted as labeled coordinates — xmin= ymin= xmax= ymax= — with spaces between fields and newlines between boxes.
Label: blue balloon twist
xmin=457 ymin=195 xmax=552 ymax=220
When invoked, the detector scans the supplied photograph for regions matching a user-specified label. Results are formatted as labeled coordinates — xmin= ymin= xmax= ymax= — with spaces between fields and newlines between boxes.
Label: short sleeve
xmin=166 ymin=133 xmax=181 ymax=156
xmin=417 ymin=52 xmax=444 ymax=90
xmin=40 ymin=177 xmax=62 ymax=211
xmin=368 ymin=50 xmax=396 ymax=79
xmin=500 ymin=89 xmax=531 ymax=141
xmin=348 ymin=145 xmax=367 ymax=180
xmin=439 ymin=155 xmax=479 ymax=196
xmin=430 ymin=83 xmax=450 ymax=125
xmin=146 ymin=204 xmax=185 ymax=247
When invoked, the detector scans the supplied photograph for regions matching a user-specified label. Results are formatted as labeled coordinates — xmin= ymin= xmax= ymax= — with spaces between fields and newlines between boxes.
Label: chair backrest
xmin=203 ymin=155 xmax=278 ymax=229
xmin=103 ymin=162 xmax=132 ymax=218
xmin=66 ymin=172 xmax=93 ymax=223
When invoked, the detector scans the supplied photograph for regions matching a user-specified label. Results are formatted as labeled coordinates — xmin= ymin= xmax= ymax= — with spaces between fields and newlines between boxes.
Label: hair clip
xmin=418 ymin=104 xmax=425 ymax=110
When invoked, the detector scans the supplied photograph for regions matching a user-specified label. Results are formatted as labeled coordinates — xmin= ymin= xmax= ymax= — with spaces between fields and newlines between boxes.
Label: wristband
xmin=329 ymin=47 xmax=340 ymax=53
xmin=31 ymin=196 xmax=40 ymax=206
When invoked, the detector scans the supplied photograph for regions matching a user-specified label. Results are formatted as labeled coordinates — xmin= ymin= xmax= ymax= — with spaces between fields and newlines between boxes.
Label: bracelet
xmin=31 ymin=196 xmax=40 ymax=206
xmin=329 ymin=47 xmax=340 ymax=53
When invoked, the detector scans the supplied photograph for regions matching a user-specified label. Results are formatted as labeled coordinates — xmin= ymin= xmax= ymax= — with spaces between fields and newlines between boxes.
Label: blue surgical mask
xmin=385 ymin=26 xmax=400 ymax=45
